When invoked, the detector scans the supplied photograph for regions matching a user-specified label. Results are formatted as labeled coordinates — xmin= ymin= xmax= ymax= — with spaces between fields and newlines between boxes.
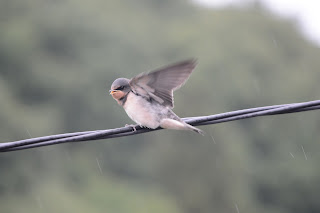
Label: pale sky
xmin=194 ymin=0 xmax=320 ymax=46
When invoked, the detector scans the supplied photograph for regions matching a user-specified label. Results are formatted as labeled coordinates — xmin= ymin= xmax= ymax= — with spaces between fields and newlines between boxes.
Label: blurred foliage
xmin=1 ymin=0 xmax=320 ymax=212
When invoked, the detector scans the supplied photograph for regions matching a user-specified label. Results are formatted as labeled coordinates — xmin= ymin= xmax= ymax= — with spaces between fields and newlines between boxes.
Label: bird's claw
xmin=125 ymin=124 xmax=137 ymax=132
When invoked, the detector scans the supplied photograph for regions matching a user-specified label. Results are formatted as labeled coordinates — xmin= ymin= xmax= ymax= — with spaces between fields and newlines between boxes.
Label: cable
xmin=1 ymin=99 xmax=319 ymax=152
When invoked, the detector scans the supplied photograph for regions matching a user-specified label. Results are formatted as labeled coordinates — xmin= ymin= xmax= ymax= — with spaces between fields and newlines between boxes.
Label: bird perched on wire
xmin=109 ymin=59 xmax=204 ymax=135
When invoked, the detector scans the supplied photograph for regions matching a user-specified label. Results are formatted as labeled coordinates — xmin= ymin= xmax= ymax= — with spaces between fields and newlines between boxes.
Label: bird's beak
xmin=109 ymin=90 xmax=117 ymax=95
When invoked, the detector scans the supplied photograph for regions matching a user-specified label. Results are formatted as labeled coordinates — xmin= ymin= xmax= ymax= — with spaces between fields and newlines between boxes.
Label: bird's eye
xmin=118 ymin=86 xmax=124 ymax=90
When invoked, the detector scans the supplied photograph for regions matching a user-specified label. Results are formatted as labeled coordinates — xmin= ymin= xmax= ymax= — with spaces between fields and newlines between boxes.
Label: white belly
xmin=123 ymin=92 xmax=160 ymax=129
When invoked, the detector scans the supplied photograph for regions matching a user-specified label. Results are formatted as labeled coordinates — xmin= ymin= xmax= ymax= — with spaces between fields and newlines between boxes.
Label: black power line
xmin=1 ymin=100 xmax=319 ymax=152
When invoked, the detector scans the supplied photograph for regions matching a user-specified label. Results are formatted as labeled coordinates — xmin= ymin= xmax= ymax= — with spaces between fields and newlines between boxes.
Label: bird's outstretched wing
xmin=129 ymin=59 xmax=197 ymax=108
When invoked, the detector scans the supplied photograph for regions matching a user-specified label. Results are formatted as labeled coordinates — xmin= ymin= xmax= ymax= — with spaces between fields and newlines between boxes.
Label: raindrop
xmin=25 ymin=127 xmax=32 ymax=138
xmin=301 ymin=145 xmax=308 ymax=160
xmin=210 ymin=133 xmax=216 ymax=144
xmin=235 ymin=203 xmax=240 ymax=213
xmin=36 ymin=196 xmax=43 ymax=209
xmin=272 ymin=36 xmax=278 ymax=47
xmin=96 ymin=157 xmax=103 ymax=174
xmin=289 ymin=152 xmax=295 ymax=158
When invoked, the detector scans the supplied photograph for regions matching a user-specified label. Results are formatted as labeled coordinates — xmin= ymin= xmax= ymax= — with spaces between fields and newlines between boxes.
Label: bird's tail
xmin=160 ymin=118 xmax=205 ymax=135
xmin=184 ymin=123 xmax=205 ymax=135
xmin=165 ymin=109 xmax=205 ymax=135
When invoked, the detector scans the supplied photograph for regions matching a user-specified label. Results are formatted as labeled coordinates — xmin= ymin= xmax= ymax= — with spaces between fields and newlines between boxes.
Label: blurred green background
xmin=1 ymin=0 xmax=320 ymax=212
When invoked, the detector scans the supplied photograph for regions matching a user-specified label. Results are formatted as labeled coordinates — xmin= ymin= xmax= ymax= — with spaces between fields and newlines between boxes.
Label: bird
xmin=109 ymin=59 xmax=204 ymax=135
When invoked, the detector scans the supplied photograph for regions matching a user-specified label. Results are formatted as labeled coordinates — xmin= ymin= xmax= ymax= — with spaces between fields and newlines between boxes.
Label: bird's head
xmin=109 ymin=78 xmax=131 ymax=101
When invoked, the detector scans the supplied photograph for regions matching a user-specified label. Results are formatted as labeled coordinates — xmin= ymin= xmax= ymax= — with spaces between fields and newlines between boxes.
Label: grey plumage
xmin=129 ymin=59 xmax=197 ymax=108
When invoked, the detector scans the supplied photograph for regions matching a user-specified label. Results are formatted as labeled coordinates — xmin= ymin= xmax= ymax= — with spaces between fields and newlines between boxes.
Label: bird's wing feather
xmin=129 ymin=59 xmax=197 ymax=108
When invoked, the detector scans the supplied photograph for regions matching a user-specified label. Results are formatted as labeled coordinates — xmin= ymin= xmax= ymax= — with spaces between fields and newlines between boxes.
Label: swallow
xmin=109 ymin=59 xmax=204 ymax=135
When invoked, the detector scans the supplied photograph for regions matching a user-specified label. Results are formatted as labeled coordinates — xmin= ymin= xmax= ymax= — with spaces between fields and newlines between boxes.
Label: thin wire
xmin=1 ymin=100 xmax=319 ymax=152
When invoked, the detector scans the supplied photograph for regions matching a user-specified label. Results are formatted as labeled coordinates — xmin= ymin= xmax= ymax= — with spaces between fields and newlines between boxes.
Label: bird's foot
xmin=125 ymin=124 xmax=137 ymax=132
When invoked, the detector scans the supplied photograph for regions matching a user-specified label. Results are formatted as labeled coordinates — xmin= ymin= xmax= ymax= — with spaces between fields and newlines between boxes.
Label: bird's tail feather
xmin=160 ymin=118 xmax=204 ymax=135
xmin=185 ymin=123 xmax=205 ymax=135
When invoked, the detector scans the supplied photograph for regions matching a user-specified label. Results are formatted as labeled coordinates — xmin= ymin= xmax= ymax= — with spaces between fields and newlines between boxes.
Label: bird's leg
xmin=125 ymin=124 xmax=137 ymax=132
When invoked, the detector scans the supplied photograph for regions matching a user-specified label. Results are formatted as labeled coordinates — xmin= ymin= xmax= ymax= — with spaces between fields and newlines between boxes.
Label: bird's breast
xmin=123 ymin=92 xmax=162 ymax=129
